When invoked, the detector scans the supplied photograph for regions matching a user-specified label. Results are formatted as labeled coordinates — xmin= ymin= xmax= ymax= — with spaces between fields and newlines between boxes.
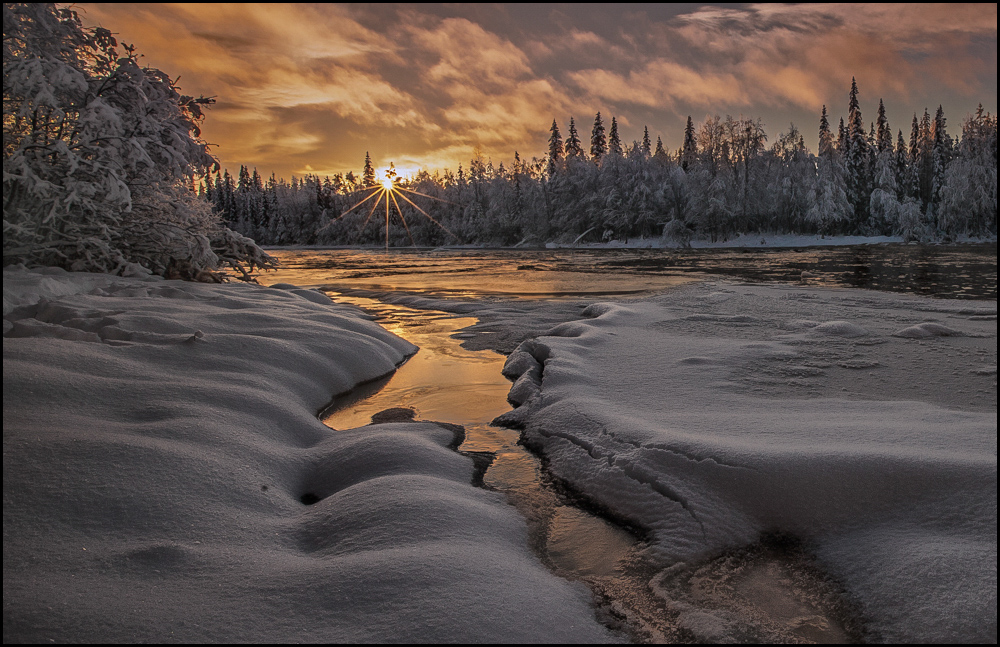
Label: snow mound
xmin=893 ymin=322 xmax=964 ymax=338
xmin=810 ymin=320 xmax=869 ymax=337
xmin=2 ymin=267 xmax=615 ymax=643
xmin=500 ymin=281 xmax=996 ymax=643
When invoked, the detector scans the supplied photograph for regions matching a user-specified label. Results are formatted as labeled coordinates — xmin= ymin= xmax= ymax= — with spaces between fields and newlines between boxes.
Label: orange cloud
xmin=74 ymin=3 xmax=995 ymax=178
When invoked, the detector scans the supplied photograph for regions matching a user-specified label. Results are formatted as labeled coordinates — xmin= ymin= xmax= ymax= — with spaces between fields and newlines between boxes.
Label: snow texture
xmin=2 ymin=266 xmax=616 ymax=643
xmin=499 ymin=280 xmax=996 ymax=643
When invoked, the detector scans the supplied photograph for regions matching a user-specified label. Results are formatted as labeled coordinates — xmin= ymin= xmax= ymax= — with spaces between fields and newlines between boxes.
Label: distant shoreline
xmin=263 ymin=234 xmax=998 ymax=252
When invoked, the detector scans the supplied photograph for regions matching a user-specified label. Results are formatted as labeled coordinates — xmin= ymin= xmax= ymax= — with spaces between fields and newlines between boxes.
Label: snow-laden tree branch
xmin=2 ymin=3 xmax=273 ymax=280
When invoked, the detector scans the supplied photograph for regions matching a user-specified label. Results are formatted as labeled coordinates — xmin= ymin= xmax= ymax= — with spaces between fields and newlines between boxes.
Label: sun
xmin=323 ymin=162 xmax=456 ymax=251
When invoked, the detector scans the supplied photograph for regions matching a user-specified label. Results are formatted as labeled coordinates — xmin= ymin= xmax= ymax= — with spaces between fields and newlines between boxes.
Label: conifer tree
xmin=916 ymin=109 xmax=934 ymax=205
xmin=608 ymin=117 xmax=622 ymax=156
xmin=895 ymin=129 xmax=910 ymax=195
xmin=642 ymin=127 xmax=652 ymax=157
xmin=547 ymin=119 xmax=564 ymax=178
xmin=655 ymin=136 xmax=667 ymax=159
xmin=876 ymin=99 xmax=892 ymax=153
xmin=907 ymin=114 xmax=921 ymax=198
xmin=565 ymin=117 xmax=584 ymax=158
xmin=681 ymin=116 xmax=697 ymax=170
xmin=930 ymin=105 xmax=950 ymax=208
xmin=590 ymin=112 xmax=607 ymax=161
xmin=818 ymin=105 xmax=835 ymax=159
xmin=362 ymin=152 xmax=376 ymax=187
xmin=908 ymin=114 xmax=921 ymax=163
xmin=845 ymin=77 xmax=871 ymax=227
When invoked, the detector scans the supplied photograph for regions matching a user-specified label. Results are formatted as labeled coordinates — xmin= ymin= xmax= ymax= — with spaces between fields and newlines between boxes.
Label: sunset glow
xmin=74 ymin=3 xmax=996 ymax=181
xmin=5 ymin=3 xmax=997 ymax=642
xmin=328 ymin=166 xmax=455 ymax=250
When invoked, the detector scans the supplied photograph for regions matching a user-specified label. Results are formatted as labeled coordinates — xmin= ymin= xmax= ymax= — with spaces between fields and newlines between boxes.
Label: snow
xmin=542 ymin=233 xmax=908 ymax=250
xmin=5 ymin=261 xmax=996 ymax=643
xmin=2 ymin=266 xmax=616 ymax=643
xmin=497 ymin=280 xmax=996 ymax=643
xmin=893 ymin=321 xmax=964 ymax=338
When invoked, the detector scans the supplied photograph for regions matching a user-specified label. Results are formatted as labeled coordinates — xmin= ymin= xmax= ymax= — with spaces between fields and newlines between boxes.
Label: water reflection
xmin=262 ymin=243 xmax=996 ymax=301
xmin=320 ymin=298 xmax=510 ymax=434
xmin=319 ymin=296 xmax=637 ymax=583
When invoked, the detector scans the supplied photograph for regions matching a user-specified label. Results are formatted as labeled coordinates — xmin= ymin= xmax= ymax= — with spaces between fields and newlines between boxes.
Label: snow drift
xmin=499 ymin=281 xmax=997 ymax=643
xmin=2 ymin=267 xmax=615 ymax=643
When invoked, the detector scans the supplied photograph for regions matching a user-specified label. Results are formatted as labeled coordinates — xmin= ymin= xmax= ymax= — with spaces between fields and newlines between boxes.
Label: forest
xmin=208 ymin=89 xmax=997 ymax=249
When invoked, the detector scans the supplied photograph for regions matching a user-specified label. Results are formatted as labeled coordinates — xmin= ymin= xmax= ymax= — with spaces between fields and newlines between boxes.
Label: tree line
xmin=208 ymin=79 xmax=996 ymax=248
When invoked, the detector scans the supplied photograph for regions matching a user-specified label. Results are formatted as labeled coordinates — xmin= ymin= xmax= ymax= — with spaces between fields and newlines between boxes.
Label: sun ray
xmin=317 ymin=186 xmax=382 ymax=233
xmin=356 ymin=188 xmax=385 ymax=236
xmin=336 ymin=187 xmax=381 ymax=219
xmin=331 ymin=164 xmax=459 ymax=249
xmin=388 ymin=190 xmax=417 ymax=247
xmin=384 ymin=189 xmax=391 ymax=251
xmin=396 ymin=186 xmax=457 ymax=206
xmin=394 ymin=190 xmax=458 ymax=240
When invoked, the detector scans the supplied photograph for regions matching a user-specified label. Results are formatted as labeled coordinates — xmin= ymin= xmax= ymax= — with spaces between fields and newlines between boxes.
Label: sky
xmin=75 ymin=3 xmax=997 ymax=181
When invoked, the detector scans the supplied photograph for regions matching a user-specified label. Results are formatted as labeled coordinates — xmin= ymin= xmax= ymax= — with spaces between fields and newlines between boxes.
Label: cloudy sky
xmin=76 ymin=3 xmax=997 ymax=180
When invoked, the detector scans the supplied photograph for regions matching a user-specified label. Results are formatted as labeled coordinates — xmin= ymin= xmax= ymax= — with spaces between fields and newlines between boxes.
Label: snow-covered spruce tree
xmin=938 ymin=106 xmax=998 ymax=238
xmin=680 ymin=116 xmax=697 ymax=171
xmin=564 ymin=117 xmax=584 ymax=159
xmin=607 ymin=116 xmax=622 ymax=157
xmin=844 ymin=77 xmax=872 ymax=231
xmin=590 ymin=112 xmax=607 ymax=162
xmin=547 ymin=119 xmax=563 ymax=178
xmin=3 ymin=3 xmax=271 ymax=280
xmin=869 ymin=148 xmax=902 ymax=234
xmin=362 ymin=151 xmax=376 ymax=187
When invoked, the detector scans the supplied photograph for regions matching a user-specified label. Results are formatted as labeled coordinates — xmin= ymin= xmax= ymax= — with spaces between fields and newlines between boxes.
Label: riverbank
xmin=304 ymin=275 xmax=996 ymax=642
xmin=494 ymin=280 xmax=997 ymax=642
xmin=2 ymin=266 xmax=616 ymax=643
xmin=268 ymin=233 xmax=998 ymax=252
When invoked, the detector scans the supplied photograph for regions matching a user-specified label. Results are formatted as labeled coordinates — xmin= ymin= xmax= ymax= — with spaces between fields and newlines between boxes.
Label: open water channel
xmin=259 ymin=243 xmax=996 ymax=642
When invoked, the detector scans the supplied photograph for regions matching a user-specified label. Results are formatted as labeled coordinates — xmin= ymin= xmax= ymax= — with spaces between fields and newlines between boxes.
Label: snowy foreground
xmin=491 ymin=280 xmax=997 ymax=643
xmin=4 ymin=266 xmax=997 ymax=643
xmin=2 ymin=267 xmax=615 ymax=643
